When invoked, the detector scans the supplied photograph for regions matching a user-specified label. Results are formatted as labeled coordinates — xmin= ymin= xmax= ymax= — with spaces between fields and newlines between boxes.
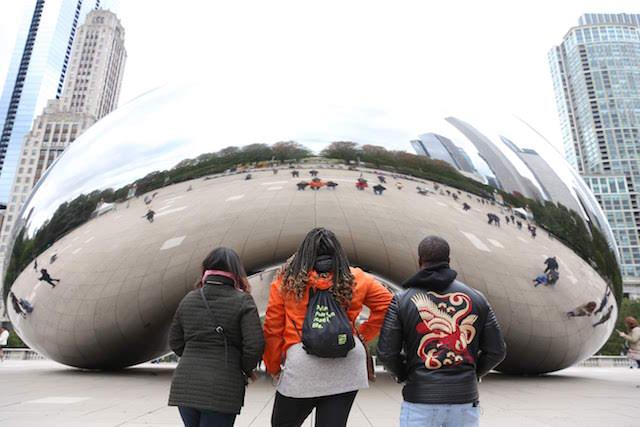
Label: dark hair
xmin=418 ymin=235 xmax=450 ymax=265
xmin=201 ymin=247 xmax=251 ymax=293
xmin=281 ymin=227 xmax=354 ymax=307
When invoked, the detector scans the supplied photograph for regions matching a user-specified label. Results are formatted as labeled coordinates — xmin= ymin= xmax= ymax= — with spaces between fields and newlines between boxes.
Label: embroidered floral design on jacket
xmin=411 ymin=291 xmax=478 ymax=369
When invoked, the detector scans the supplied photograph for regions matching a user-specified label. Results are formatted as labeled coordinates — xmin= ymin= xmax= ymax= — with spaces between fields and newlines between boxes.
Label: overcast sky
xmin=0 ymin=0 xmax=638 ymax=154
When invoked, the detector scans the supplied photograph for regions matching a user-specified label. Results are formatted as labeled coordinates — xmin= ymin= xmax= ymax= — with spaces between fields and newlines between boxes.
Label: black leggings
xmin=271 ymin=390 xmax=358 ymax=427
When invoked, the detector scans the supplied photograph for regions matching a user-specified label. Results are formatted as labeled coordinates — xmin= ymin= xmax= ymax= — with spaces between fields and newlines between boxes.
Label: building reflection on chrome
xmin=3 ymin=83 xmax=618 ymax=373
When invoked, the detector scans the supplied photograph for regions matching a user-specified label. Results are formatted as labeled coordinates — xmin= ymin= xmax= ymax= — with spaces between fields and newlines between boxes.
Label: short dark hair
xmin=418 ymin=235 xmax=450 ymax=265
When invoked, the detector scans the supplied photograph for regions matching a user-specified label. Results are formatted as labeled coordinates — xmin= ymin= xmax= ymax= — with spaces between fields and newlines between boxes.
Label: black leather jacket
xmin=377 ymin=263 xmax=506 ymax=404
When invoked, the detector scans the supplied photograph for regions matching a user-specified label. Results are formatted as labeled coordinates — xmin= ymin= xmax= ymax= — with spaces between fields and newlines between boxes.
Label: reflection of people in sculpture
xmin=309 ymin=169 xmax=319 ymax=177
xmin=546 ymin=269 xmax=559 ymax=285
xmin=38 ymin=269 xmax=60 ymax=288
xmin=395 ymin=182 xmax=403 ymax=190
xmin=291 ymin=170 xmax=299 ymax=178
xmin=373 ymin=184 xmax=386 ymax=195
xmin=309 ymin=178 xmax=324 ymax=191
xmin=617 ymin=317 xmax=640 ymax=368
xmin=10 ymin=292 xmax=23 ymax=316
xmin=377 ymin=175 xmax=386 ymax=183
xmin=592 ymin=306 xmax=614 ymax=328
xmin=326 ymin=181 xmax=338 ymax=190
xmin=355 ymin=178 xmax=368 ymax=190
xmin=296 ymin=181 xmax=308 ymax=191
xmin=33 ymin=259 xmax=38 ymax=271
xmin=594 ymin=287 xmax=612 ymax=315
xmin=544 ymin=256 xmax=559 ymax=273
xmin=143 ymin=209 xmax=155 ymax=223
xmin=416 ymin=186 xmax=428 ymax=195
xmin=9 ymin=292 xmax=31 ymax=318
xmin=245 ymin=173 xmax=252 ymax=180
xmin=462 ymin=202 xmax=471 ymax=211
xmin=50 ymin=253 xmax=58 ymax=264
xmin=566 ymin=301 xmax=597 ymax=317
xmin=533 ymin=274 xmax=548 ymax=287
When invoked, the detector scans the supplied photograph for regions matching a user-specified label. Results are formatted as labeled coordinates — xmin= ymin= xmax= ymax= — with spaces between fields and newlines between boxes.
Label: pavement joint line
xmin=488 ymin=238 xmax=504 ymax=248
xmin=160 ymin=236 xmax=186 ymax=251
xmin=155 ymin=206 xmax=187 ymax=217
xmin=225 ymin=194 xmax=244 ymax=201
xmin=460 ymin=231 xmax=491 ymax=252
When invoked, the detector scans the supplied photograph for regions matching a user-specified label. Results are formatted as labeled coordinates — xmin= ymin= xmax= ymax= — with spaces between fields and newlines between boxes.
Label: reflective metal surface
xmin=4 ymin=83 xmax=618 ymax=373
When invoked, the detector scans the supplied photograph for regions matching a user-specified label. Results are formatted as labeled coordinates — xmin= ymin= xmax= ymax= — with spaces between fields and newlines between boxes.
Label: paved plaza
xmin=0 ymin=360 xmax=637 ymax=426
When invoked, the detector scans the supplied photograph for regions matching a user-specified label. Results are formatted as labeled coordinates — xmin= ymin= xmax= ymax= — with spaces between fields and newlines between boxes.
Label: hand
xmin=617 ymin=329 xmax=624 ymax=336
xmin=271 ymin=372 xmax=280 ymax=386
xmin=249 ymin=370 xmax=258 ymax=383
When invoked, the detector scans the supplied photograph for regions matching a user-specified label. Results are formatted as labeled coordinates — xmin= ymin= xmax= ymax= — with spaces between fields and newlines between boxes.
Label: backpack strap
xmin=199 ymin=286 xmax=229 ymax=366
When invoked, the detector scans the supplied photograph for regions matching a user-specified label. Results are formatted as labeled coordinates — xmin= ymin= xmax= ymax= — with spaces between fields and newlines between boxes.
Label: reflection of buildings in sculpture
xmin=549 ymin=13 xmax=640 ymax=296
xmin=0 ymin=0 xmax=118 ymax=204
xmin=412 ymin=134 xmax=477 ymax=173
xmin=502 ymin=139 xmax=584 ymax=215
xmin=446 ymin=117 xmax=542 ymax=200
xmin=0 ymin=10 xmax=126 ymax=318
xmin=411 ymin=133 xmax=486 ymax=184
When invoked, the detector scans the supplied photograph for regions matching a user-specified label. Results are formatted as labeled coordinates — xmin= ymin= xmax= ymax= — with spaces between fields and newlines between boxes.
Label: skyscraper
xmin=549 ymin=13 xmax=640 ymax=295
xmin=0 ymin=9 xmax=126 ymax=251
xmin=0 ymin=0 xmax=117 ymax=204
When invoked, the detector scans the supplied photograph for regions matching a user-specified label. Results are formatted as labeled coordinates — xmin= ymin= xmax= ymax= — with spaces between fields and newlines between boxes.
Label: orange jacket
xmin=262 ymin=267 xmax=393 ymax=375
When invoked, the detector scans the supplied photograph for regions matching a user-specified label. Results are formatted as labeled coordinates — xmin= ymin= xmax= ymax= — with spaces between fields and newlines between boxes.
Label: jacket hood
xmin=314 ymin=255 xmax=334 ymax=274
xmin=402 ymin=262 xmax=457 ymax=292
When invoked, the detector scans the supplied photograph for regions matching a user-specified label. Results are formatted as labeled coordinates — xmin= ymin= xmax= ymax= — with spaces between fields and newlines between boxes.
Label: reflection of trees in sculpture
xmin=3 ymin=140 xmax=621 ymax=316
xmin=322 ymin=142 xmax=494 ymax=198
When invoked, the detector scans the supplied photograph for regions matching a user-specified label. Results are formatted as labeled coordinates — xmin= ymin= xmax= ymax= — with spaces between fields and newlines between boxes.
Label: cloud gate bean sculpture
xmin=3 ymin=83 xmax=618 ymax=374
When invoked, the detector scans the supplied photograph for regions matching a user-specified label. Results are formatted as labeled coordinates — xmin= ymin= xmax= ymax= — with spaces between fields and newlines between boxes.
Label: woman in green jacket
xmin=168 ymin=247 xmax=264 ymax=427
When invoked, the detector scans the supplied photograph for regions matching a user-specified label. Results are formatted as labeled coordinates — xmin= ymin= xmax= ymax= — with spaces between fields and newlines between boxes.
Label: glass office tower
xmin=0 ymin=0 xmax=116 ymax=203
xmin=549 ymin=13 xmax=640 ymax=296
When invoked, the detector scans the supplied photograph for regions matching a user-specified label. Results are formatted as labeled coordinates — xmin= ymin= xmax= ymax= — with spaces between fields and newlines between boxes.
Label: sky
xmin=0 ymin=0 xmax=638 ymax=155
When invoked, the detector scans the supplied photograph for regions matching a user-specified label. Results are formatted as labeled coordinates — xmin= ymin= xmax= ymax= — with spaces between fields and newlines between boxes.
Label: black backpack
xmin=292 ymin=288 xmax=355 ymax=358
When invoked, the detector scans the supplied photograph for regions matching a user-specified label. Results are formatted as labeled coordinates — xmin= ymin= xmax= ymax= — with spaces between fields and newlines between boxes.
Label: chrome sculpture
xmin=4 ymin=83 xmax=618 ymax=373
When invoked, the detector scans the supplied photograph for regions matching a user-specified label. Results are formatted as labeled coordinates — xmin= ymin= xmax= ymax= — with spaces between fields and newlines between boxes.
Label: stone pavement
xmin=0 ymin=361 xmax=637 ymax=426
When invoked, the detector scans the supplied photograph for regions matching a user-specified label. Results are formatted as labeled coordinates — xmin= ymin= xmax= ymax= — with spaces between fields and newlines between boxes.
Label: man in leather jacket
xmin=377 ymin=235 xmax=506 ymax=426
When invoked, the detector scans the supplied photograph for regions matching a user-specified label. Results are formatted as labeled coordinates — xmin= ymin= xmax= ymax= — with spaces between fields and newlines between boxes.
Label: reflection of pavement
xmin=9 ymin=167 xmax=615 ymax=371
xmin=0 ymin=361 xmax=636 ymax=426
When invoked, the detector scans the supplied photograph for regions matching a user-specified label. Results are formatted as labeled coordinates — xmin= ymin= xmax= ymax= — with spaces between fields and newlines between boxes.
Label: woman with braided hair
xmin=263 ymin=228 xmax=393 ymax=427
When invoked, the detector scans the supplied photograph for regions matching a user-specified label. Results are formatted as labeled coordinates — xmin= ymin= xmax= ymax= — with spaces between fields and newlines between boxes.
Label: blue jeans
xmin=400 ymin=401 xmax=479 ymax=427
xmin=178 ymin=406 xmax=236 ymax=427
